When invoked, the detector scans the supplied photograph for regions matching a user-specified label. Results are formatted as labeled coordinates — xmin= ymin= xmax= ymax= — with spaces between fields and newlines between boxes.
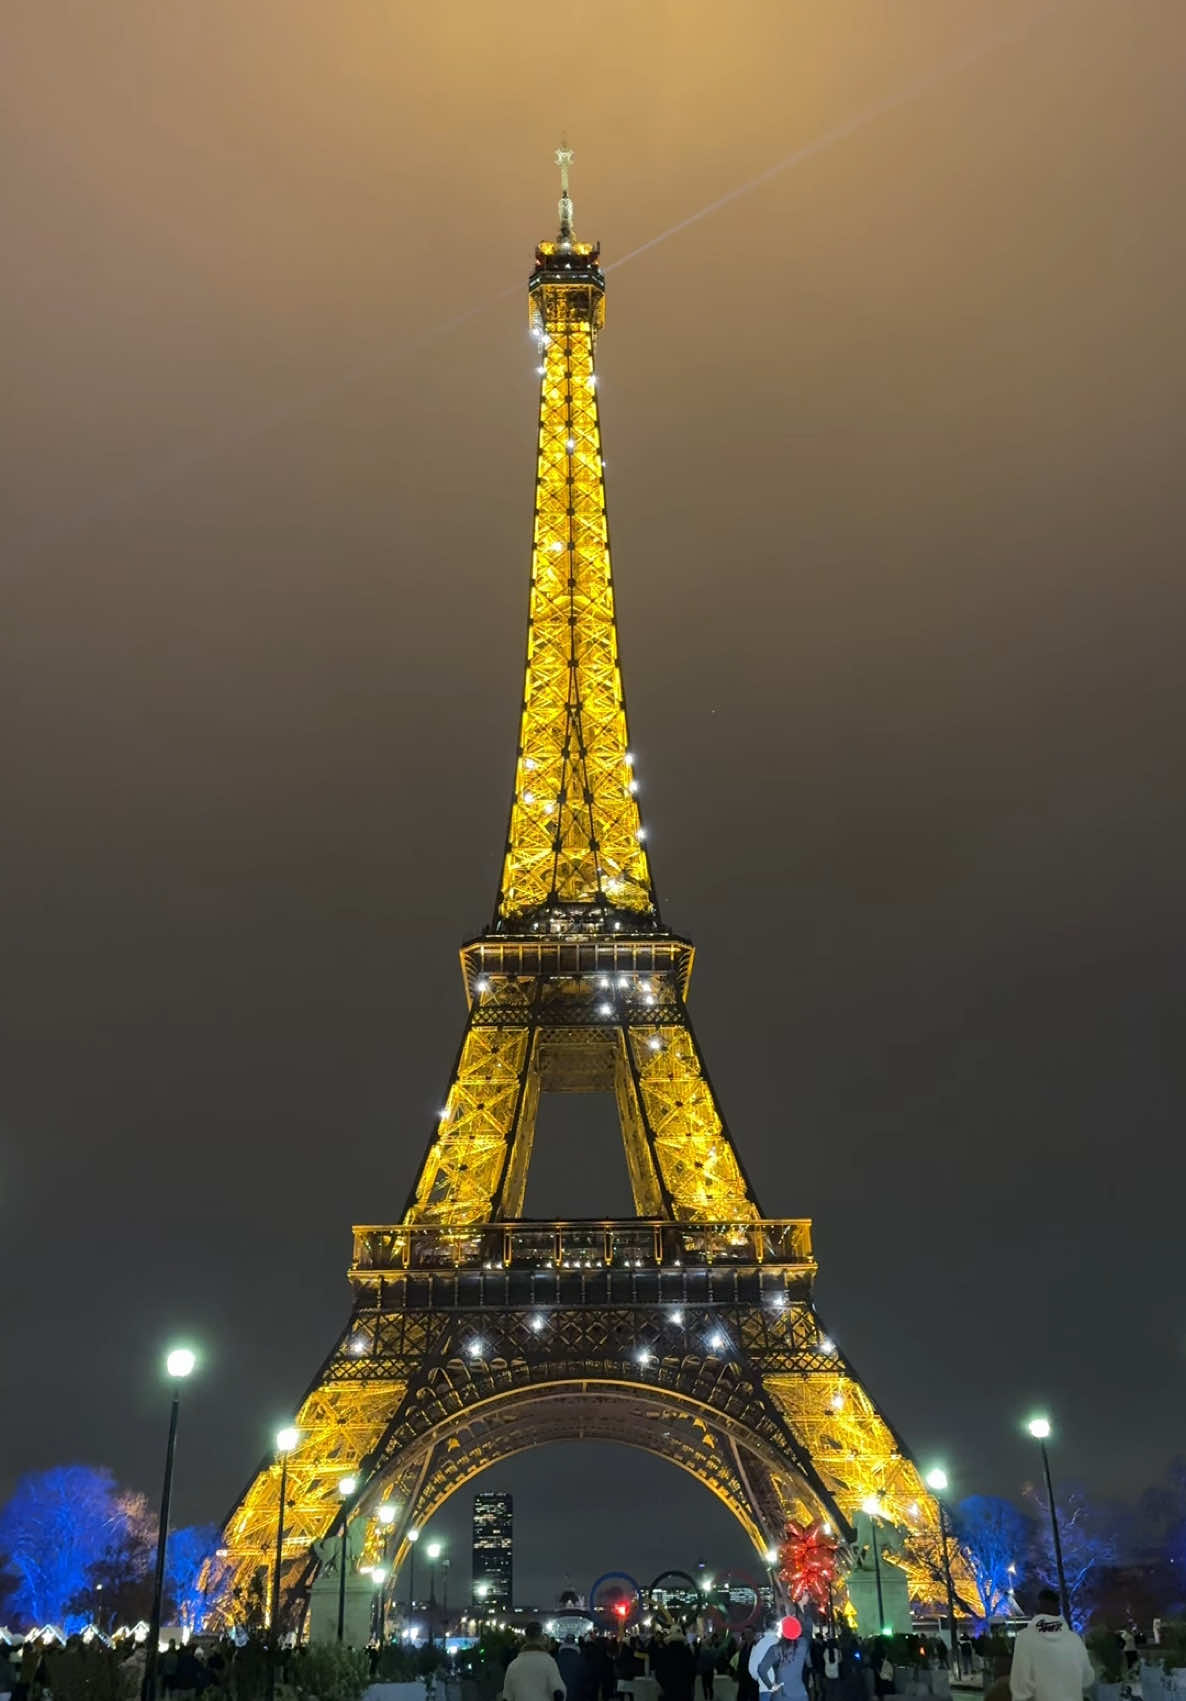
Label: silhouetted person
xmin=735 ymin=1632 xmax=759 ymax=1701
xmin=556 ymin=1634 xmax=594 ymax=1701
xmin=161 ymin=1639 xmax=180 ymax=1696
xmin=698 ymin=1633 xmax=721 ymax=1701
xmin=654 ymin=1629 xmax=696 ymax=1701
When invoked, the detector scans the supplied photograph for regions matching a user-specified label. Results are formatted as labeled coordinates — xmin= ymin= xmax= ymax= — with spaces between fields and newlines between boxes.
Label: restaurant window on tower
xmin=471 ymin=1491 xmax=513 ymax=1611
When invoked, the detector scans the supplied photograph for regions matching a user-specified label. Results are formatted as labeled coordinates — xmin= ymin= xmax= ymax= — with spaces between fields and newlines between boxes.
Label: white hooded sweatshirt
xmin=1010 ymin=1614 xmax=1094 ymax=1701
xmin=504 ymin=1645 xmax=566 ymax=1701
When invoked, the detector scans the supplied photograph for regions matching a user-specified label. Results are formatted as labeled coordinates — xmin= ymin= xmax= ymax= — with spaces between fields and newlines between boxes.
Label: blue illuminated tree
xmin=165 ymin=1524 xmax=222 ymax=1630
xmin=1023 ymin=1480 xmax=1118 ymax=1630
xmin=0 ymin=1466 xmax=129 ymax=1629
xmin=952 ymin=1495 xmax=1032 ymax=1625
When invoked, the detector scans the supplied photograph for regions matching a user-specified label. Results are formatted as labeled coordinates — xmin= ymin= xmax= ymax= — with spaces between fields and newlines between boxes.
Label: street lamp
xmin=373 ymin=1504 xmax=396 ymax=1642
xmin=370 ymin=1567 xmax=389 ymax=1642
xmin=862 ymin=1495 xmax=887 ymax=1634
xmin=1027 ymin=1416 xmax=1070 ymax=1622
xmin=265 ymin=1427 xmax=299 ymax=1701
xmin=337 ymin=1476 xmax=358 ymax=1644
xmin=925 ymin=1468 xmax=962 ymax=1678
xmin=405 ymin=1527 xmax=420 ymax=1636
xmin=143 ymin=1347 xmax=196 ymax=1701
xmin=426 ymin=1540 xmax=443 ymax=1647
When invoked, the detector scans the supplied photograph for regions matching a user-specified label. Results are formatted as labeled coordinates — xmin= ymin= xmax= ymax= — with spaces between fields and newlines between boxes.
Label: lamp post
xmin=925 ymin=1469 xmax=961 ymax=1678
xmin=337 ymin=1476 xmax=358 ymax=1644
xmin=861 ymin=1496 xmax=886 ymax=1634
xmin=1027 ymin=1417 xmax=1070 ymax=1623
xmin=763 ymin=1547 xmax=780 ymax=1616
xmin=405 ymin=1527 xmax=420 ymax=1638
xmin=143 ymin=1346 xmax=197 ymax=1701
xmin=426 ymin=1540 xmax=443 ymax=1647
xmin=369 ymin=1568 xmax=389 ymax=1643
xmin=375 ymin=1504 xmax=396 ymax=1643
xmin=265 ymin=1427 xmax=299 ymax=1701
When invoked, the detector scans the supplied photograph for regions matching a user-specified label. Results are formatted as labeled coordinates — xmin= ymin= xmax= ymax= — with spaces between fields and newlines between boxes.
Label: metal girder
xmin=401 ymin=974 xmax=762 ymax=1227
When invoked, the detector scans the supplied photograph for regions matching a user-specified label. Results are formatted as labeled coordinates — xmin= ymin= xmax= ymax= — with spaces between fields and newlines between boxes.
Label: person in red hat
xmin=750 ymin=1614 xmax=811 ymax=1701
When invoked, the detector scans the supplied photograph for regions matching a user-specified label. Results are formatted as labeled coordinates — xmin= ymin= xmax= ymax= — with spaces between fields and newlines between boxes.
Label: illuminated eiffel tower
xmin=219 ymin=152 xmax=968 ymax=1628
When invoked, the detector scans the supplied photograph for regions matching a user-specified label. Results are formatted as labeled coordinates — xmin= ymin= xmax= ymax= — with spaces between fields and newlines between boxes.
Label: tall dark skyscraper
xmin=472 ymin=1491 xmax=514 ymax=1610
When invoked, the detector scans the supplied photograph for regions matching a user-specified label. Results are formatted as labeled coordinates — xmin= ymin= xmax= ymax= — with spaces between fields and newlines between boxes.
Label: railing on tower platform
xmin=350 ymin=1217 xmax=814 ymax=1278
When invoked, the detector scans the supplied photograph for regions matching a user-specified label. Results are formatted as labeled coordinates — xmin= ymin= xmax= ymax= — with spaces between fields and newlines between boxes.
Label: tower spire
xmin=555 ymin=142 xmax=574 ymax=240
xmin=494 ymin=156 xmax=657 ymax=931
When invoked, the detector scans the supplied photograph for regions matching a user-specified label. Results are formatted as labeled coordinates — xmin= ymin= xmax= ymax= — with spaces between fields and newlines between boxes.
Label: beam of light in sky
xmin=606 ymin=5 xmax=1059 ymax=275
xmin=11 ymin=5 xmax=1057 ymax=561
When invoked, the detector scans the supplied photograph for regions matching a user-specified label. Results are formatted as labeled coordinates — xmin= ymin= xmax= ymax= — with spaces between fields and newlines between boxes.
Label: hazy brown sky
xmin=3 ymin=2 xmax=1184 ymax=1601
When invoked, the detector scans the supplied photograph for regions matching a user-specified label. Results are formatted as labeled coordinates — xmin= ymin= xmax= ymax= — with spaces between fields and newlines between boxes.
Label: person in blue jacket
xmin=751 ymin=1615 xmax=811 ymax=1701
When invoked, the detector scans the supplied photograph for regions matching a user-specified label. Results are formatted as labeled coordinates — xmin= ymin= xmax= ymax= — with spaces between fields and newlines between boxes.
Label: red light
xmin=615 ymin=1602 xmax=628 ymax=1618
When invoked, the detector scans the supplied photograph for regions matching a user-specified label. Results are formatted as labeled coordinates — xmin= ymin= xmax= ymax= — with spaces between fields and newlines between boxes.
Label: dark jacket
xmin=557 ymin=1642 xmax=594 ymax=1701
xmin=654 ymin=1637 xmax=697 ymax=1701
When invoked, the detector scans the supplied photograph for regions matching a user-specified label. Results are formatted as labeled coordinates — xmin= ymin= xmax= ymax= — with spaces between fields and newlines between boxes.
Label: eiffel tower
xmin=219 ymin=152 xmax=968 ymax=1627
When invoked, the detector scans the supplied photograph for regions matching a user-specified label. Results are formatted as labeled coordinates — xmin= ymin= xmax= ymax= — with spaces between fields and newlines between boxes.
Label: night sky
xmin=2 ymin=2 xmax=1184 ymax=1607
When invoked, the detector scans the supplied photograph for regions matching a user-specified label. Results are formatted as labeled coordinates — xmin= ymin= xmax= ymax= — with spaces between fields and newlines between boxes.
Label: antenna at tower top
xmin=555 ymin=142 xmax=574 ymax=242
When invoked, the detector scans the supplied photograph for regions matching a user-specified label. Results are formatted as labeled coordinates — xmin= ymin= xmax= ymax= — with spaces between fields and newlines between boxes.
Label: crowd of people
xmin=500 ymin=1591 xmax=1126 ymax=1701
xmin=501 ymin=1613 xmax=870 ymax=1701
xmin=0 ymin=1588 xmax=1146 ymax=1701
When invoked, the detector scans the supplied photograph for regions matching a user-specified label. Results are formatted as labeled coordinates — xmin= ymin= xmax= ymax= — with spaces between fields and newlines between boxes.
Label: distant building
xmin=472 ymin=1491 xmax=513 ymax=1610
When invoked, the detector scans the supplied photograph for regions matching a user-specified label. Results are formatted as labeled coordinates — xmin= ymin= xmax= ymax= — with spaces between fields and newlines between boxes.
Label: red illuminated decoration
xmin=778 ymin=1521 xmax=839 ymax=1609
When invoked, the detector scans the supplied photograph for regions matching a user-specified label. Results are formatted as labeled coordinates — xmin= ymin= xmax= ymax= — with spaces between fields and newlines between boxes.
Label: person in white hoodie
xmin=504 ymin=1624 xmax=567 ymax=1701
xmin=1010 ymin=1590 xmax=1095 ymax=1701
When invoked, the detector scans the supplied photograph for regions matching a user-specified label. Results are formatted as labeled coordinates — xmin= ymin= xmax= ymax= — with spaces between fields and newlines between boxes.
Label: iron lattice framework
xmin=217 ymin=156 xmax=972 ymax=1627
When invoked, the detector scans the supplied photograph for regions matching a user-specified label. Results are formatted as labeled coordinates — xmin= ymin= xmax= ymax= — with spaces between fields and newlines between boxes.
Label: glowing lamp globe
xmin=276 ymin=1426 xmax=299 ymax=1454
xmin=377 ymin=1503 xmax=397 ymax=1525
xmin=407 ymin=1527 xmax=420 ymax=1543
xmin=862 ymin=1495 xmax=882 ymax=1517
xmin=1028 ymin=1416 xmax=1052 ymax=1440
xmin=426 ymin=1540 xmax=442 ymax=1561
xmin=338 ymin=1475 xmax=358 ymax=1497
xmin=925 ymin=1468 xmax=948 ymax=1493
xmin=166 ymin=1347 xmax=196 ymax=1379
